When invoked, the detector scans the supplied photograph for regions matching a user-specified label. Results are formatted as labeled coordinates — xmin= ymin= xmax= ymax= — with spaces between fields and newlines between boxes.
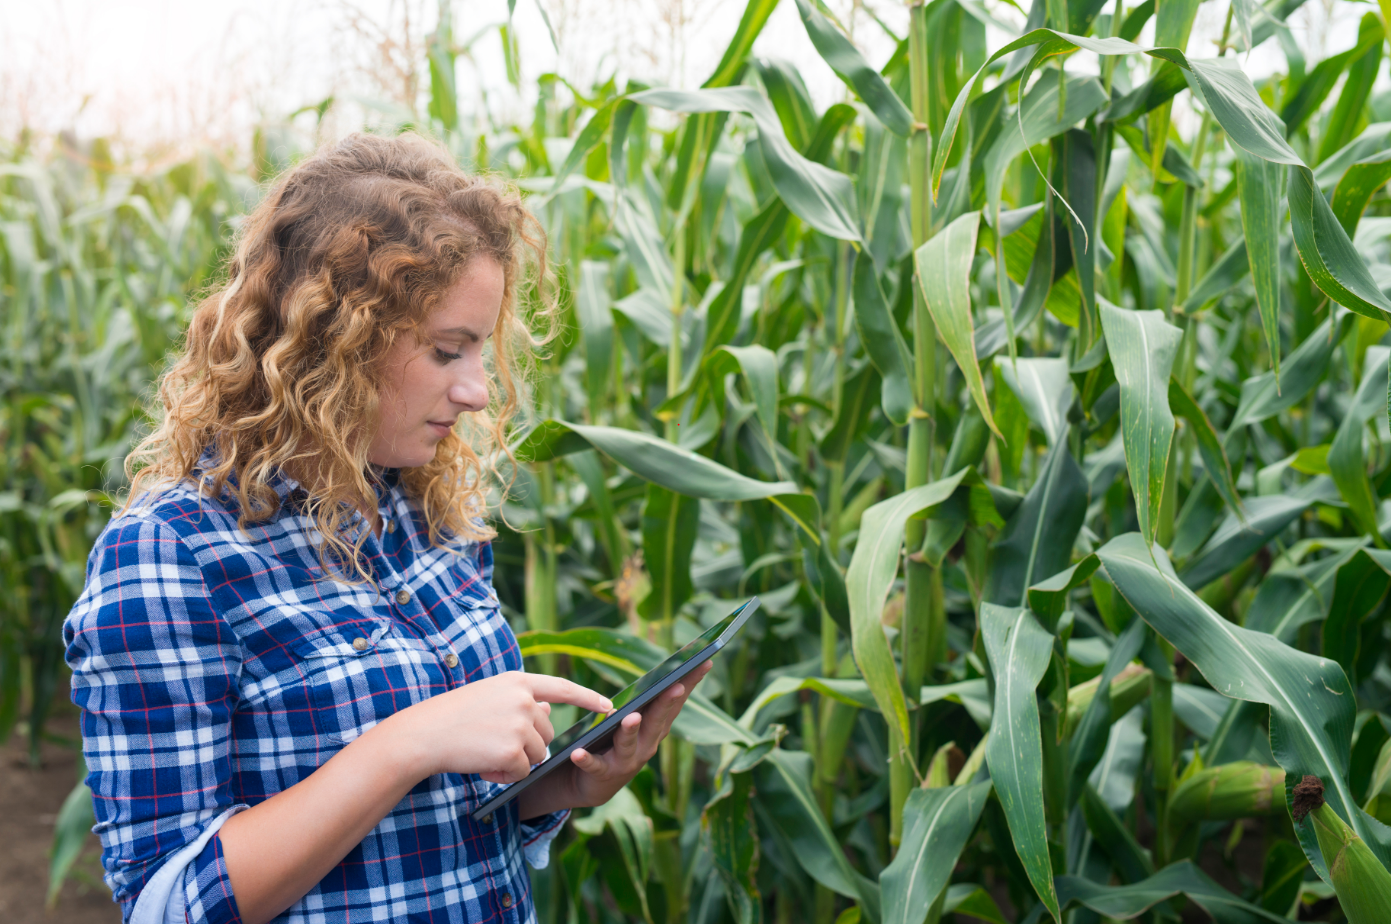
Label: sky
xmin=0 ymin=0 xmax=1376 ymax=158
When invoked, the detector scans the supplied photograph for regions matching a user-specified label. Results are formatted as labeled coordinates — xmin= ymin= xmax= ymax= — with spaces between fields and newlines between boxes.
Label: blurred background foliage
xmin=5 ymin=0 xmax=1391 ymax=920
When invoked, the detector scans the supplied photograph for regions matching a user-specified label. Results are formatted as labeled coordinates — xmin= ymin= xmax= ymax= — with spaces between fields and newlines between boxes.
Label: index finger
xmin=525 ymin=674 xmax=614 ymax=714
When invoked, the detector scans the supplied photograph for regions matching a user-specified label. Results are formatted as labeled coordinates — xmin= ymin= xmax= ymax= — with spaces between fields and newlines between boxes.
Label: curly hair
xmin=125 ymin=132 xmax=551 ymax=581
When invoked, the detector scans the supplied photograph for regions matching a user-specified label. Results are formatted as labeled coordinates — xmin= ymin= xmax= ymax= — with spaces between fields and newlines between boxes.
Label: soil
xmin=0 ymin=708 xmax=121 ymax=924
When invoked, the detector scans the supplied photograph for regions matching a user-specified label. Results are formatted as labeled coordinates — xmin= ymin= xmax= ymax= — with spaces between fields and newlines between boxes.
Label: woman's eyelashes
xmin=433 ymin=346 xmax=464 ymax=364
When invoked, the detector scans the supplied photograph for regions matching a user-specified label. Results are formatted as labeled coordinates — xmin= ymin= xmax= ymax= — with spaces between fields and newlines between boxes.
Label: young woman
xmin=64 ymin=132 xmax=709 ymax=924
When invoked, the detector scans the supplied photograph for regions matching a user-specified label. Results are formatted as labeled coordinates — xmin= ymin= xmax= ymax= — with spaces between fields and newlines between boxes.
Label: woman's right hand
xmin=386 ymin=672 xmax=614 ymax=784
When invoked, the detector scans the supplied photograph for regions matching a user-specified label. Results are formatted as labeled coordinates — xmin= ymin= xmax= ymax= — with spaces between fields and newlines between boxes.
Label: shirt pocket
xmin=291 ymin=618 xmax=445 ymax=744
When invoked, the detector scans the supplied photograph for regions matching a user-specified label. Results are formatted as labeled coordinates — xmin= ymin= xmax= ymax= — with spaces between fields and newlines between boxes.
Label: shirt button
xmin=395 ymin=589 xmax=411 ymax=606
xmin=481 ymin=813 xmax=493 ymax=825
xmin=352 ymin=637 xmax=369 ymax=652
xmin=500 ymin=893 xmax=513 ymax=909
xmin=385 ymin=520 xmax=396 ymax=534
xmin=444 ymin=652 xmax=460 ymax=668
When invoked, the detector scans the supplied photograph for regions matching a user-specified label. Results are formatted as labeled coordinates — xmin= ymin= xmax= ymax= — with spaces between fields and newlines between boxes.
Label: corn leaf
xmin=631 ymin=88 xmax=863 ymax=244
xmin=1234 ymin=148 xmax=1284 ymax=380
xmin=793 ymin=0 xmax=914 ymax=137
xmin=852 ymin=254 xmax=913 ymax=426
xmin=1328 ymin=346 xmax=1389 ymax=539
xmin=1098 ymin=301 xmax=1182 ymax=548
xmin=514 ymin=420 xmax=797 ymax=500
xmin=916 ymin=211 xmax=1001 ymax=437
xmin=981 ymin=603 xmax=1061 ymax=921
xmin=1095 ymin=533 xmax=1391 ymax=877
xmin=881 ymin=782 xmax=993 ymax=924
xmin=848 ymin=470 xmax=973 ymax=754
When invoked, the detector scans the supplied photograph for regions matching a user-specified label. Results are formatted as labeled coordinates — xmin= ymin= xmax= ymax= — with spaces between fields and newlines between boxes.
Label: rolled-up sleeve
xmin=519 ymin=809 xmax=569 ymax=869
xmin=64 ymin=514 xmax=245 ymax=924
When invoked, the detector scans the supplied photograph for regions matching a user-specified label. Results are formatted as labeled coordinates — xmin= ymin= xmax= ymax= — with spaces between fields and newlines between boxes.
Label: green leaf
xmin=551 ymin=99 xmax=620 ymax=194
xmin=1230 ymin=313 xmax=1351 ymax=429
xmin=46 ymin=775 xmax=93 ymax=909
xmin=712 ymin=345 xmax=780 ymax=446
xmin=573 ymin=787 xmax=655 ymax=924
xmin=1080 ymin=782 xmax=1155 ymax=883
xmin=1055 ymin=860 xmax=1290 ymax=922
xmin=985 ymin=435 xmax=1089 ymax=607
xmin=631 ymin=87 xmax=863 ymax=244
xmin=577 ymin=261 xmax=614 ymax=417
xmin=1288 ymin=166 xmax=1391 ymax=320
xmin=1329 ymin=346 xmax=1390 ymax=539
xmin=794 ymin=0 xmax=914 ymax=136
xmin=1179 ymin=495 xmax=1313 ymax=590
xmin=757 ymin=750 xmax=878 ymax=906
xmin=514 ymin=421 xmax=797 ymax=500
xmin=1244 ymin=542 xmax=1365 ymax=642
xmin=1314 ymin=15 xmax=1384 ymax=163
xmin=1324 ymin=548 xmax=1391 ymax=683
xmin=1181 ymin=238 xmax=1249 ymax=314
xmin=704 ymin=772 xmax=762 ymax=924
xmin=915 ymin=211 xmax=1000 ymax=437
xmin=820 ymin=363 xmax=881 ymax=463
xmin=1168 ymin=378 xmax=1243 ymax=521
xmin=848 ymin=471 xmax=974 ymax=753
xmin=981 ymin=603 xmax=1060 ymax=921
xmin=703 ymin=103 xmax=856 ymax=355
xmin=852 ymin=254 xmax=913 ymax=426
xmin=1315 ymin=122 xmax=1391 ymax=191
xmin=1095 ymin=533 xmax=1391 ymax=877
xmin=1097 ymin=301 xmax=1182 ymax=548
xmin=943 ymin=885 xmax=1009 ymax=924
xmin=1234 ymin=148 xmax=1285 ymax=381
xmin=881 ymin=782 xmax=993 ymax=924
xmin=640 ymin=485 xmax=698 ymax=621
xmin=1331 ymin=151 xmax=1391 ymax=237
xmin=1068 ymin=615 xmax=1147 ymax=804
xmin=993 ymin=357 xmax=1075 ymax=447
xmin=703 ymin=0 xmax=780 ymax=88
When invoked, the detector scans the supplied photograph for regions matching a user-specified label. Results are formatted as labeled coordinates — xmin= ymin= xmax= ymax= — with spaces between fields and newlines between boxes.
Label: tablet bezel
xmin=469 ymin=596 xmax=760 ymax=821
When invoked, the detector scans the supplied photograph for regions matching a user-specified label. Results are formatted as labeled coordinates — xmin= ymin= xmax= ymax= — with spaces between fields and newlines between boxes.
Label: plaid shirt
xmin=64 ymin=466 xmax=566 ymax=924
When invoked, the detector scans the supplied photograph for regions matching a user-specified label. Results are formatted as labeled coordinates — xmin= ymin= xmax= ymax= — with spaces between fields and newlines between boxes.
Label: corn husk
xmin=1294 ymin=775 xmax=1391 ymax=924
xmin=1168 ymin=761 xmax=1286 ymax=822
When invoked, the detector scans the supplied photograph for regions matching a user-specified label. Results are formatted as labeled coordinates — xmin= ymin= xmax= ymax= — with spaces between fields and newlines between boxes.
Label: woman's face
xmin=368 ymin=257 xmax=504 ymax=468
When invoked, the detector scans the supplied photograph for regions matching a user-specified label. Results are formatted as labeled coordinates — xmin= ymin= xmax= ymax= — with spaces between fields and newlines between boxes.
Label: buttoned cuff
xmin=519 ymin=809 xmax=570 ymax=870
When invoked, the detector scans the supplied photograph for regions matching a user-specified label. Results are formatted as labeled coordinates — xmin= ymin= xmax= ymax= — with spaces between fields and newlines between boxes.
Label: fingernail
xmin=602 ymin=699 xmax=613 ymax=712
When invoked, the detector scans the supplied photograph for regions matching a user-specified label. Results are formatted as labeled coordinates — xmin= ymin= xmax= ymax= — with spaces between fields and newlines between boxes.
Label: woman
xmin=64 ymin=132 xmax=709 ymax=924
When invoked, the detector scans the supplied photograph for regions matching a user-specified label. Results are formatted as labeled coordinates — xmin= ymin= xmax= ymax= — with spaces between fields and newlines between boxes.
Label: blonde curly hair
xmin=125 ymin=132 xmax=550 ymax=579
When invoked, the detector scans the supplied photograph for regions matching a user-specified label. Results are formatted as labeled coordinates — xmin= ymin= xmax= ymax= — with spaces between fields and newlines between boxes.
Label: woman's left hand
xmin=566 ymin=659 xmax=713 ymax=807
xmin=515 ymin=659 xmax=712 ymax=819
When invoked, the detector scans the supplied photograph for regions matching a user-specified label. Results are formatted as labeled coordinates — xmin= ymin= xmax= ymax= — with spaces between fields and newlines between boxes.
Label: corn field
xmin=5 ymin=0 xmax=1391 ymax=920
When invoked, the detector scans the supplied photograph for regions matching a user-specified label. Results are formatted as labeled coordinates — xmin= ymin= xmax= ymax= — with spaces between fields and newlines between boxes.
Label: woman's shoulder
xmin=100 ymin=478 xmax=243 ymax=548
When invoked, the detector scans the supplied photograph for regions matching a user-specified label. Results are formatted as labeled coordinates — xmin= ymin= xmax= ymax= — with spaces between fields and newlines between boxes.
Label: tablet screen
xmin=548 ymin=602 xmax=750 ymax=754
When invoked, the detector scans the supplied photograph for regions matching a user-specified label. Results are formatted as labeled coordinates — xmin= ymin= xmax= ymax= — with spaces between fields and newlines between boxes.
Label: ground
xmin=0 ymin=708 xmax=121 ymax=924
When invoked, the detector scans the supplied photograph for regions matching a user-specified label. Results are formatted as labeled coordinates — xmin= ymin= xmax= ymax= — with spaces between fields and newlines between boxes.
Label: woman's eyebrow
xmin=433 ymin=326 xmax=485 ymax=342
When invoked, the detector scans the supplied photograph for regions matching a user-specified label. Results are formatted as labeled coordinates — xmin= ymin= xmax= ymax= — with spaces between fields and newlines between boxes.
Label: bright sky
xmin=0 ymin=0 xmax=1374 ymax=157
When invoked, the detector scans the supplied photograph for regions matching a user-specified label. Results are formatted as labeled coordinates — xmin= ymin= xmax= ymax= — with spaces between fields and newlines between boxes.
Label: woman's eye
xmin=433 ymin=347 xmax=464 ymax=364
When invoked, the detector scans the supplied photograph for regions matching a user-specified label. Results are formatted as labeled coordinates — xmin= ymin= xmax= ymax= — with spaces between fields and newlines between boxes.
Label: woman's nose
xmin=449 ymin=363 xmax=489 ymax=412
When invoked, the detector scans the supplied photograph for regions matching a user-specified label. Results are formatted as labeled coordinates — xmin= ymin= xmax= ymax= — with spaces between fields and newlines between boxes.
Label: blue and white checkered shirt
xmin=64 ymin=465 xmax=565 ymax=924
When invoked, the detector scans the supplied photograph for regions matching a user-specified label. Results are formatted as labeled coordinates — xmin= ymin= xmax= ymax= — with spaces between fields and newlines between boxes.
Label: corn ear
xmin=1294 ymin=775 xmax=1391 ymax=924
xmin=1169 ymin=762 xmax=1286 ymax=822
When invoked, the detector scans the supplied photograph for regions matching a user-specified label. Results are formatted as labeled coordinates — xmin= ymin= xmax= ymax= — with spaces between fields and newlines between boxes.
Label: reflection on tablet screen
xmin=548 ymin=602 xmax=749 ymax=754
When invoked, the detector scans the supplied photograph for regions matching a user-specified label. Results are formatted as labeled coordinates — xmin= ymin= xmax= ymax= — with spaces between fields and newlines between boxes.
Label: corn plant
xmin=9 ymin=0 xmax=1391 ymax=918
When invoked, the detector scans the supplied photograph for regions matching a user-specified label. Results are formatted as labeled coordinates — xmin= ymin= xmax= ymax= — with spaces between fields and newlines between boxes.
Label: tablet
xmin=470 ymin=596 xmax=760 ymax=821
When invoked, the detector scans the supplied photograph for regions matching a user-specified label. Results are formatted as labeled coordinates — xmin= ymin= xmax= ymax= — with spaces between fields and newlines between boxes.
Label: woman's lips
xmin=427 ymin=420 xmax=454 ymax=438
